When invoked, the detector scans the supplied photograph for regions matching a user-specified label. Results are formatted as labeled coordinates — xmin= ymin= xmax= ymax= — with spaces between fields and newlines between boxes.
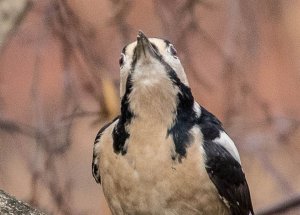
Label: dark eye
xmin=168 ymin=44 xmax=177 ymax=57
xmin=119 ymin=53 xmax=126 ymax=66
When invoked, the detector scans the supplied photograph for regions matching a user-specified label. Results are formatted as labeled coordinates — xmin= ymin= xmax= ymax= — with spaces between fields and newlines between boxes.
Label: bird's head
xmin=119 ymin=31 xmax=192 ymax=123
xmin=119 ymin=31 xmax=189 ymax=96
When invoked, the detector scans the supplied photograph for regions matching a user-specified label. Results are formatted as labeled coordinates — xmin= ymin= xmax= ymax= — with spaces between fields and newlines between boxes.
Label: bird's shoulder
xmin=92 ymin=116 xmax=119 ymax=184
xmin=94 ymin=116 xmax=119 ymax=145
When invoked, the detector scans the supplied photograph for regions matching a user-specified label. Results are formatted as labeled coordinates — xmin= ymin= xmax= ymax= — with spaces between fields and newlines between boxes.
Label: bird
xmin=92 ymin=31 xmax=254 ymax=215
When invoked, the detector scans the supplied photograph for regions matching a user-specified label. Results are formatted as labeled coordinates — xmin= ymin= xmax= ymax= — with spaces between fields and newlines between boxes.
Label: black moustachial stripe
xmin=147 ymin=47 xmax=197 ymax=159
xmin=92 ymin=116 xmax=119 ymax=184
xmin=166 ymin=68 xmax=196 ymax=159
xmin=150 ymin=42 xmax=159 ymax=53
xmin=112 ymin=74 xmax=134 ymax=155
xmin=125 ymin=39 xmax=197 ymax=159
xmin=131 ymin=47 xmax=138 ymax=69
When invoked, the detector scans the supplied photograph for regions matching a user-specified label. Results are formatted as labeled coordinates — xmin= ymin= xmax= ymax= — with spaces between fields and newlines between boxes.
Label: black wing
xmin=92 ymin=116 xmax=119 ymax=184
xmin=198 ymin=107 xmax=254 ymax=215
xmin=203 ymin=141 xmax=254 ymax=215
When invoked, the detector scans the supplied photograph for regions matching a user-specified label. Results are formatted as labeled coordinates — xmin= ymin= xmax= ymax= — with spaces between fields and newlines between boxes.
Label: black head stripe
xmin=164 ymin=39 xmax=171 ymax=47
xmin=131 ymin=47 xmax=138 ymax=69
xmin=150 ymin=42 xmax=159 ymax=53
xmin=122 ymin=45 xmax=128 ymax=54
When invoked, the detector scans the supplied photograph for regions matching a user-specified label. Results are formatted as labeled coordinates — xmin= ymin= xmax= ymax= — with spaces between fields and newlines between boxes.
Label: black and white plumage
xmin=92 ymin=31 xmax=254 ymax=215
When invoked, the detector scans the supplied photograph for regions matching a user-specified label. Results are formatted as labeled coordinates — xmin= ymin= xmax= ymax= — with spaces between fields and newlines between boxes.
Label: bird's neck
xmin=128 ymin=79 xmax=178 ymax=127
xmin=114 ymin=72 xmax=195 ymax=155
xmin=120 ymin=66 xmax=196 ymax=124
xmin=120 ymin=77 xmax=195 ymax=128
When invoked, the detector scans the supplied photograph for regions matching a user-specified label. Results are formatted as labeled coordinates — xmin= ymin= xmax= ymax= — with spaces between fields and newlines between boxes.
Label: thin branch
xmin=109 ymin=0 xmax=132 ymax=43
xmin=257 ymin=194 xmax=300 ymax=215
xmin=0 ymin=0 xmax=33 ymax=53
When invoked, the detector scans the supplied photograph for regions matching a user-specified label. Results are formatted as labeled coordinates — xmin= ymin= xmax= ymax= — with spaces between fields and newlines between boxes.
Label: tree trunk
xmin=0 ymin=190 xmax=46 ymax=215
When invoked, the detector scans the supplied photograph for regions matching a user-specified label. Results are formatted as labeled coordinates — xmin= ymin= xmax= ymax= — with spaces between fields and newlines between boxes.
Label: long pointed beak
xmin=135 ymin=31 xmax=156 ymax=59
xmin=136 ymin=31 xmax=148 ymax=56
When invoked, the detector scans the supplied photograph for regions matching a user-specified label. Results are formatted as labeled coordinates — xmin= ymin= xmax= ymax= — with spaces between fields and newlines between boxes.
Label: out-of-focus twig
xmin=109 ymin=0 xmax=132 ymax=43
xmin=257 ymin=194 xmax=300 ymax=215
xmin=154 ymin=0 xmax=214 ymax=89
xmin=0 ymin=0 xmax=33 ymax=52
xmin=46 ymin=0 xmax=103 ymax=101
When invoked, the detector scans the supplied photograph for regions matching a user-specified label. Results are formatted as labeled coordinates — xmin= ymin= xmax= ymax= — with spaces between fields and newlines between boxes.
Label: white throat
xmin=128 ymin=66 xmax=178 ymax=126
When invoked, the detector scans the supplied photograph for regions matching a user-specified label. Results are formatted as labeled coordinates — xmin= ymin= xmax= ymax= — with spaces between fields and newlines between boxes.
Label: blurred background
xmin=0 ymin=0 xmax=300 ymax=214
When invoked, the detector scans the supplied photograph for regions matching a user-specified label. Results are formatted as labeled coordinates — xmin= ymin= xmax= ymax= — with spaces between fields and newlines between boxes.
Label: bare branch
xmin=0 ymin=0 xmax=33 ymax=52
xmin=257 ymin=194 xmax=300 ymax=215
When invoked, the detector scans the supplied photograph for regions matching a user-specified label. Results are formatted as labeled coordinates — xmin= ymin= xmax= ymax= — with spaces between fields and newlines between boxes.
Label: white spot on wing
xmin=219 ymin=195 xmax=230 ymax=208
xmin=214 ymin=131 xmax=241 ymax=164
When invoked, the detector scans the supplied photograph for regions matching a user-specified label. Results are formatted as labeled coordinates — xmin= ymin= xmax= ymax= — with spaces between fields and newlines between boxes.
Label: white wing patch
xmin=213 ymin=131 xmax=241 ymax=164
xmin=193 ymin=102 xmax=201 ymax=117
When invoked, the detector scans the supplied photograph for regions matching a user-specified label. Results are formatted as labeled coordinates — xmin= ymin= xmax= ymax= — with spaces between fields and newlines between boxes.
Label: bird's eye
xmin=119 ymin=53 xmax=126 ymax=66
xmin=168 ymin=44 xmax=177 ymax=57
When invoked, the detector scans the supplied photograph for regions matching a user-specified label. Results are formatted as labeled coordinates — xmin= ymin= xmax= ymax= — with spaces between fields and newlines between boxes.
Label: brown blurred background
xmin=0 ymin=0 xmax=300 ymax=214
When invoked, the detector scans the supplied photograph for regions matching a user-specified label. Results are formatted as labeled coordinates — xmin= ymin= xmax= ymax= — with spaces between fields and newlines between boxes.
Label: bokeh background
xmin=1 ymin=0 xmax=300 ymax=214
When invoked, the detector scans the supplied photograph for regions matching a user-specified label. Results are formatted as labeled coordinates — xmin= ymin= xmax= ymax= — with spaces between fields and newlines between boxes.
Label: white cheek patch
xmin=214 ymin=131 xmax=241 ymax=164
